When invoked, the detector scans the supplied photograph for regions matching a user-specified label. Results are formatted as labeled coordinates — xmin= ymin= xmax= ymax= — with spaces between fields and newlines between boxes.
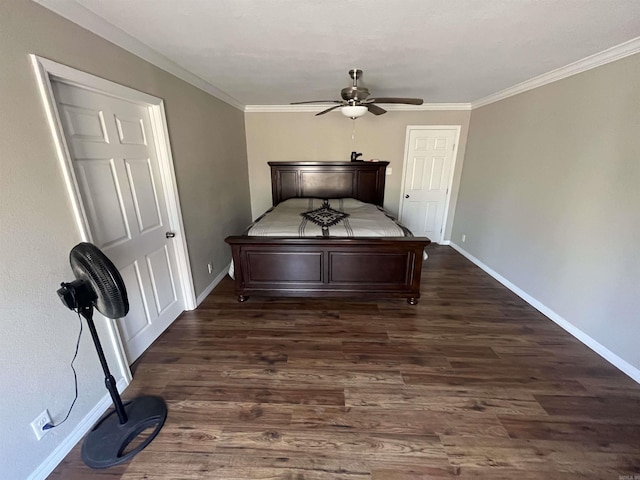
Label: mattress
xmin=247 ymin=197 xmax=412 ymax=238
xmin=228 ymin=198 xmax=426 ymax=279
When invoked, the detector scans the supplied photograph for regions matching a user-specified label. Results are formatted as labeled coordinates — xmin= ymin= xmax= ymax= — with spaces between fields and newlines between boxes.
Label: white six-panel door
xmin=400 ymin=127 xmax=458 ymax=243
xmin=52 ymin=80 xmax=185 ymax=363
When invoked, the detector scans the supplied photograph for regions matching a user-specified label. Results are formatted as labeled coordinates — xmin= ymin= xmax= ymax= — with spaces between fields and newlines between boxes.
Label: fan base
xmin=81 ymin=395 xmax=167 ymax=469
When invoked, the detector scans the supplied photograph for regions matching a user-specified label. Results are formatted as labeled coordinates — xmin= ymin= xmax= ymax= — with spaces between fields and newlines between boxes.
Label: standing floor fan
xmin=57 ymin=242 xmax=167 ymax=468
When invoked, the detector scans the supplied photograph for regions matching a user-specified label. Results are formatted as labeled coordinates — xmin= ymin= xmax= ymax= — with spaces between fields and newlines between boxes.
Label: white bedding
xmin=247 ymin=197 xmax=410 ymax=237
xmin=228 ymin=198 xmax=426 ymax=279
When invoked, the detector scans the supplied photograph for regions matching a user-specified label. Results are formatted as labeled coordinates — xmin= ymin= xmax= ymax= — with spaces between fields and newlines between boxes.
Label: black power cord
xmin=42 ymin=311 xmax=83 ymax=431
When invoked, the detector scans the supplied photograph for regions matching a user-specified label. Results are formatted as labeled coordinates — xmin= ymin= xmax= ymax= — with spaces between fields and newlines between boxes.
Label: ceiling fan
xmin=291 ymin=68 xmax=423 ymax=118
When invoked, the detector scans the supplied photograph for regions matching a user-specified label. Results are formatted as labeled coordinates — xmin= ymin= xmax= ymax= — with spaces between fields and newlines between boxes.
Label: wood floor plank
xmin=441 ymin=435 xmax=640 ymax=474
xmin=290 ymin=406 xmax=510 ymax=438
xmin=498 ymin=414 xmax=640 ymax=451
xmin=344 ymin=386 xmax=547 ymax=415
xmin=402 ymin=371 xmax=588 ymax=394
xmin=161 ymin=384 xmax=345 ymax=406
xmin=48 ymin=245 xmax=640 ymax=479
xmin=287 ymin=354 xmax=453 ymax=372
xmin=166 ymin=401 xmax=294 ymax=426
xmin=215 ymin=366 xmax=405 ymax=386
xmin=121 ymin=452 xmax=372 ymax=480
xmin=534 ymin=394 xmax=640 ymax=422
xmin=213 ymin=427 xmax=449 ymax=465
xmin=342 ymin=341 xmax=500 ymax=359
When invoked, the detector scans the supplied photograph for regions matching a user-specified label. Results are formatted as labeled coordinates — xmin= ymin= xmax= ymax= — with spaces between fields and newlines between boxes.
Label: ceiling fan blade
xmin=367 ymin=97 xmax=424 ymax=105
xmin=291 ymin=100 xmax=342 ymax=105
xmin=315 ymin=105 xmax=342 ymax=116
xmin=367 ymin=104 xmax=387 ymax=116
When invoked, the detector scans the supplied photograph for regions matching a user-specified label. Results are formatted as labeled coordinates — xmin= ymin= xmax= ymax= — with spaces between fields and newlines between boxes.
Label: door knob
xmin=165 ymin=232 xmax=176 ymax=238
xmin=405 ymin=194 xmax=410 ymax=198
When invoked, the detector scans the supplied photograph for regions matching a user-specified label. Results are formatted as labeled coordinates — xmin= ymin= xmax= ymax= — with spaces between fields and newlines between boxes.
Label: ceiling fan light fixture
xmin=341 ymin=105 xmax=367 ymax=119
xmin=294 ymin=69 xmax=423 ymax=118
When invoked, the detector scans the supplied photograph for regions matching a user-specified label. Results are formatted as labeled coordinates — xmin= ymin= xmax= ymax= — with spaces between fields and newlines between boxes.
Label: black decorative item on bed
xmin=225 ymin=161 xmax=430 ymax=304
xmin=301 ymin=200 xmax=350 ymax=235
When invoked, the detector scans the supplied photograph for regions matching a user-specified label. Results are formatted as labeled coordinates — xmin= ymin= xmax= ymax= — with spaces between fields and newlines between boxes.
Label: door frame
xmin=31 ymin=55 xmax=196 ymax=377
xmin=398 ymin=125 xmax=462 ymax=244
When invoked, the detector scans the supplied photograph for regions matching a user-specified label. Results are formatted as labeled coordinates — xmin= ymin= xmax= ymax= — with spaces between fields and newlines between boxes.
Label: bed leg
xmin=237 ymin=295 xmax=248 ymax=302
xmin=407 ymin=297 xmax=419 ymax=305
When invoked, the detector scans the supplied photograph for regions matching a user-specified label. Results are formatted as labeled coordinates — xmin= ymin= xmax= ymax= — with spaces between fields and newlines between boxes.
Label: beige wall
xmin=453 ymin=53 xmax=640 ymax=371
xmin=245 ymin=110 xmax=471 ymax=240
xmin=0 ymin=1 xmax=250 ymax=478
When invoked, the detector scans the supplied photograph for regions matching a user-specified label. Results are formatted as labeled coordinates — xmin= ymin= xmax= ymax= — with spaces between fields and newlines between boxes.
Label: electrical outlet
xmin=31 ymin=409 xmax=52 ymax=440
xmin=207 ymin=263 xmax=213 ymax=274
xmin=386 ymin=167 xmax=392 ymax=176
xmin=461 ymin=234 xmax=466 ymax=243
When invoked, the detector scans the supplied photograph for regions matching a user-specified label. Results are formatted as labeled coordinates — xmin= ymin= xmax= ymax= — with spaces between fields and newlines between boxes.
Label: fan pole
xmin=81 ymin=306 xmax=128 ymax=424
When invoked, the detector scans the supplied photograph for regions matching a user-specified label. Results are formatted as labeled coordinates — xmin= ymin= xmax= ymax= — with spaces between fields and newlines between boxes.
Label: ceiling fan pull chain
xmin=351 ymin=118 xmax=356 ymax=141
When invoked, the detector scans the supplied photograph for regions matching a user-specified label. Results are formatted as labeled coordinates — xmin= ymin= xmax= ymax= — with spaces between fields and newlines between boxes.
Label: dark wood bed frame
xmin=225 ymin=161 xmax=431 ymax=304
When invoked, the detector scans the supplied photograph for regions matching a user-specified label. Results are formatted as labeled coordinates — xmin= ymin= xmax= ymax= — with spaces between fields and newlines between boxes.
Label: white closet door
xmin=53 ymin=80 xmax=185 ymax=363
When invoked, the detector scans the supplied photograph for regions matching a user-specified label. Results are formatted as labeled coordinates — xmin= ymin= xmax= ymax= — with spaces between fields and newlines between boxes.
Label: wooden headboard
xmin=268 ymin=161 xmax=389 ymax=207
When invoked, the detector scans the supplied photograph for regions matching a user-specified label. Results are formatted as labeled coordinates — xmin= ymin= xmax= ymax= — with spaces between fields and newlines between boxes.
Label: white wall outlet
xmin=386 ymin=167 xmax=393 ymax=176
xmin=31 ymin=409 xmax=52 ymax=440
xmin=461 ymin=234 xmax=466 ymax=243
xmin=207 ymin=262 xmax=213 ymax=274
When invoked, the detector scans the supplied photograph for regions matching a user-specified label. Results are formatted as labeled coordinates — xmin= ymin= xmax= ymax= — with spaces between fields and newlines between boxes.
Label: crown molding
xmin=244 ymin=103 xmax=472 ymax=113
xmin=36 ymin=1 xmax=639 ymax=114
xmin=472 ymin=36 xmax=640 ymax=109
xmin=35 ymin=0 xmax=245 ymax=111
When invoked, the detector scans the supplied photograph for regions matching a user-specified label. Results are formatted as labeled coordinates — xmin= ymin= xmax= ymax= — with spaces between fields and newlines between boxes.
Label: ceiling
xmin=38 ymin=0 xmax=640 ymax=108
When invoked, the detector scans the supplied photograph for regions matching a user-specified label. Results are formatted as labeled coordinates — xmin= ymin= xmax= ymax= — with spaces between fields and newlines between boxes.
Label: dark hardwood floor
xmin=49 ymin=245 xmax=640 ymax=479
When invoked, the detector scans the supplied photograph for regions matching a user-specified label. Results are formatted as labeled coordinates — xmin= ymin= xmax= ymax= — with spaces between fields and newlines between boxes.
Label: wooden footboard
xmin=225 ymin=236 xmax=430 ymax=304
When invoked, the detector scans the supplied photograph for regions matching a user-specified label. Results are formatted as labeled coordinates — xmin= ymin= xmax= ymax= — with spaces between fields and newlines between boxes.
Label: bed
xmin=225 ymin=161 xmax=431 ymax=304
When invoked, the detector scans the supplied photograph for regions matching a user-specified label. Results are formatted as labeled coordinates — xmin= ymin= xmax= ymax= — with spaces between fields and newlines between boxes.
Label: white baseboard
xmin=449 ymin=242 xmax=640 ymax=384
xmin=196 ymin=262 xmax=231 ymax=306
xmin=28 ymin=377 xmax=129 ymax=480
